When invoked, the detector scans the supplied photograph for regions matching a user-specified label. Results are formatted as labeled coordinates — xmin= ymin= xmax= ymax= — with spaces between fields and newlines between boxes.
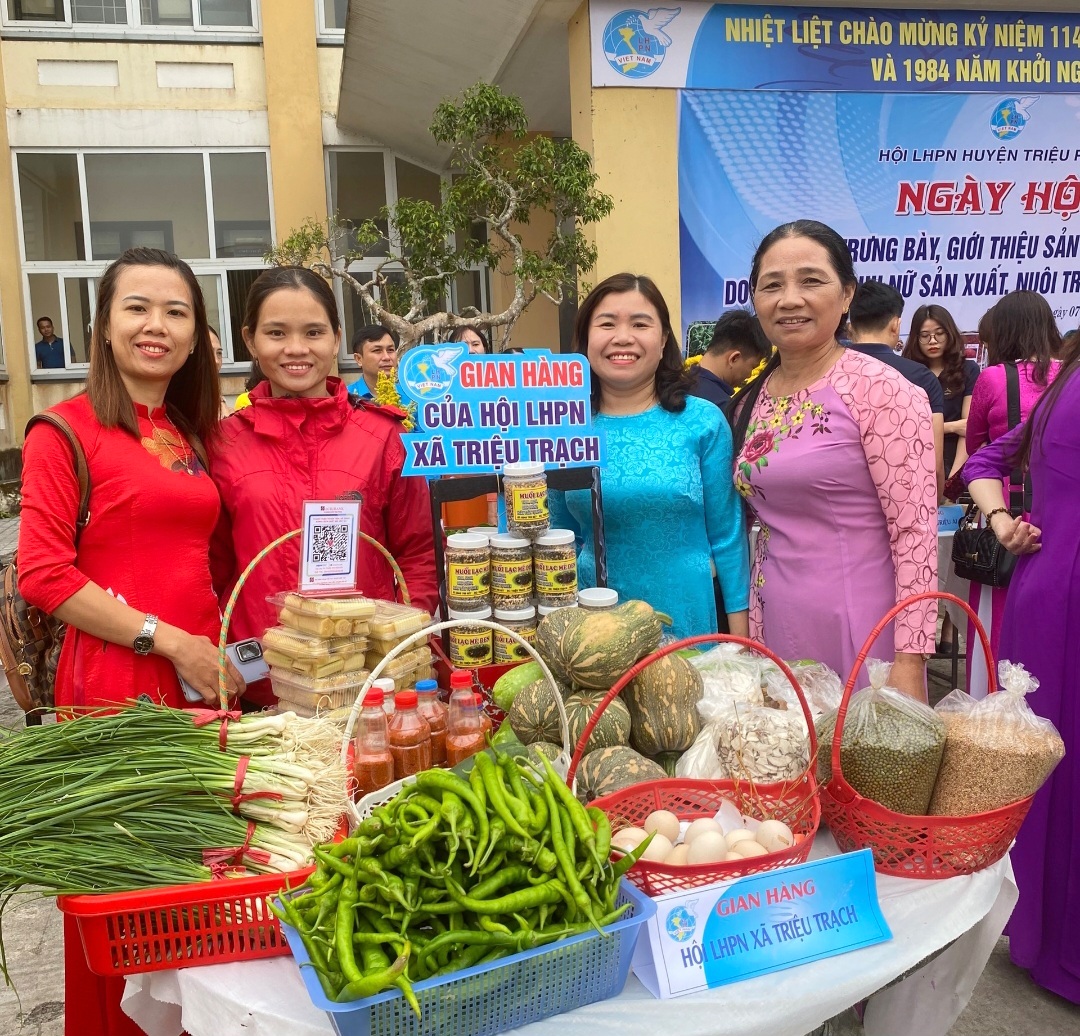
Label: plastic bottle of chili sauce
xmin=446 ymin=672 xmax=489 ymax=766
xmin=352 ymin=688 xmax=395 ymax=797
xmin=416 ymin=678 xmax=448 ymax=766
xmin=387 ymin=690 xmax=432 ymax=779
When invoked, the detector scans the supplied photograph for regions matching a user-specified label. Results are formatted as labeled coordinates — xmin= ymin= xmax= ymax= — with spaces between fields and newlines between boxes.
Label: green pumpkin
xmin=534 ymin=606 xmax=587 ymax=685
xmin=575 ymin=746 xmax=666 ymax=804
xmin=561 ymin=601 xmax=665 ymax=689
xmin=564 ymin=690 xmax=632 ymax=756
xmin=507 ymin=676 xmax=567 ymax=745
xmin=624 ymin=653 xmax=703 ymax=775
xmin=492 ymin=660 xmax=544 ymax=713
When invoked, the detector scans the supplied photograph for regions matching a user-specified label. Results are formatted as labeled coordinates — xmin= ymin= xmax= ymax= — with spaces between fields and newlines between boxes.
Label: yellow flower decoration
xmin=729 ymin=346 xmax=776 ymax=398
xmin=684 ymin=354 xmax=703 ymax=369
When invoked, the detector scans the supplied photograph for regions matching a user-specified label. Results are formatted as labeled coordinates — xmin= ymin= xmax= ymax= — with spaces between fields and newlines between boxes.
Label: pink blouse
xmin=966 ymin=360 xmax=1061 ymax=455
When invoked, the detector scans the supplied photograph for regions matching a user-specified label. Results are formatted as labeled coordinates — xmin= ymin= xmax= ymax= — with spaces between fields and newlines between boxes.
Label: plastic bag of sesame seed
xmin=929 ymin=661 xmax=1064 ymax=816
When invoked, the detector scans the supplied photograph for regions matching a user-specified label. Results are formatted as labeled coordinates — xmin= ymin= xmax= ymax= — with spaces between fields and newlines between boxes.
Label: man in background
xmin=689 ymin=309 xmax=771 ymax=410
xmin=34 ymin=316 xmax=69 ymax=369
xmin=847 ymin=281 xmax=945 ymax=495
xmin=348 ymin=324 xmax=399 ymax=401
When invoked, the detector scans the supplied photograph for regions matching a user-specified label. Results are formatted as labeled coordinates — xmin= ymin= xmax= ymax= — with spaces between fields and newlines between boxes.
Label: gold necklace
xmin=145 ymin=411 xmax=194 ymax=475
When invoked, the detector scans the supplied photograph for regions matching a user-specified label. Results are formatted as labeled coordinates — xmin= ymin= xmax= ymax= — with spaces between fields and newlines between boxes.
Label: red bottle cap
xmin=363 ymin=689 xmax=384 ymax=707
xmin=395 ymin=689 xmax=418 ymax=709
xmin=449 ymin=670 xmax=472 ymax=689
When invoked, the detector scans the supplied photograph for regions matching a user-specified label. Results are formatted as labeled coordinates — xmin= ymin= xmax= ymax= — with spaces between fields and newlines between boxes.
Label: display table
xmin=121 ymin=831 xmax=1017 ymax=1036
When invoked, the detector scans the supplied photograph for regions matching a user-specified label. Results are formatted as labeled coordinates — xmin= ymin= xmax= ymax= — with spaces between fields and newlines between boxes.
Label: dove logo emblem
xmin=989 ymin=96 xmax=1037 ymax=141
xmin=398 ymin=345 xmax=464 ymax=401
xmin=603 ymin=7 xmax=680 ymax=79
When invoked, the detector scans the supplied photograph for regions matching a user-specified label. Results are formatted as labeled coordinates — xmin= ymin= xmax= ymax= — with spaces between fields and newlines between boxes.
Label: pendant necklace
xmin=145 ymin=411 xmax=194 ymax=475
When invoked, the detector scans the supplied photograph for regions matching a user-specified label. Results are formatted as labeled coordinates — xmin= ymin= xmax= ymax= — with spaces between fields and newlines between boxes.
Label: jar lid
xmin=537 ymin=602 xmax=579 ymax=617
xmin=372 ymin=678 xmax=396 ymax=692
xmin=494 ymin=605 xmax=536 ymax=621
xmin=578 ymin=587 xmax=619 ymax=609
xmin=535 ymin=529 xmax=575 ymax=546
xmin=467 ymin=526 xmax=496 ymax=539
xmin=503 ymin=462 xmax=545 ymax=478
xmin=446 ymin=533 xmax=490 ymax=550
xmin=489 ymin=534 xmax=530 ymax=550
xmin=395 ymin=689 xmax=418 ymax=709
xmin=448 ymin=606 xmax=493 ymax=620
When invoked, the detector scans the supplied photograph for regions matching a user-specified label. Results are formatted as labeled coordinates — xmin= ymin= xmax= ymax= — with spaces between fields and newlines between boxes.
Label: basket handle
xmin=215 ymin=529 xmax=413 ymax=709
xmin=828 ymin=590 xmax=994 ymax=797
xmin=566 ymin=634 xmax=818 ymax=787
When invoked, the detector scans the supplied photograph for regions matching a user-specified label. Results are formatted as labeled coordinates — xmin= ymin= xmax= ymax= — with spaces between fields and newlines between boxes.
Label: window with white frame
xmin=315 ymin=0 xmax=345 ymax=37
xmin=15 ymin=148 xmax=272 ymax=373
xmin=2 ymin=0 xmax=256 ymax=31
xmin=326 ymin=148 xmax=491 ymax=361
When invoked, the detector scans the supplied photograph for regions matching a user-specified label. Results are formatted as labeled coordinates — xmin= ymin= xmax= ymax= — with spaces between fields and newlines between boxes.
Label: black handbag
xmin=951 ymin=363 xmax=1029 ymax=587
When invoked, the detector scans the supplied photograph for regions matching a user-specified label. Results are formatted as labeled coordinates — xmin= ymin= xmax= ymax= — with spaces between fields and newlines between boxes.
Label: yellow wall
xmin=262 ymin=1 xmax=328 ymax=243
xmin=0 ymin=47 xmax=31 ymax=446
xmin=568 ymin=2 xmax=682 ymax=334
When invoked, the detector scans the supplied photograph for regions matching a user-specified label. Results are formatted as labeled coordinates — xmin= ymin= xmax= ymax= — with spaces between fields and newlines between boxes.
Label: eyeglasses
xmin=918 ymin=331 xmax=945 ymax=343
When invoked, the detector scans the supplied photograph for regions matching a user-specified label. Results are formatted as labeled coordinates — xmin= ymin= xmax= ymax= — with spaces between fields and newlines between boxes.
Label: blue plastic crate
xmin=280 ymin=880 xmax=655 ymax=1036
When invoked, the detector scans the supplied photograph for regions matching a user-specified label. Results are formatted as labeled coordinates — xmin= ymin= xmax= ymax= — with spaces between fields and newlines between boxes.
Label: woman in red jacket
xmin=209 ymin=267 xmax=438 ymax=707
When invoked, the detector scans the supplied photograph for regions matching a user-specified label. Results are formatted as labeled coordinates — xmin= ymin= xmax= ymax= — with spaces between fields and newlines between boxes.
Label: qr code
xmin=311 ymin=524 xmax=350 ymax=563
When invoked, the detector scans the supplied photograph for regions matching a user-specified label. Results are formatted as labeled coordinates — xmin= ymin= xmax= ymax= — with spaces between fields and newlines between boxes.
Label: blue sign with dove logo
xmin=398 ymin=344 xmax=465 ymax=401
xmin=603 ymin=7 xmax=681 ymax=78
xmin=665 ymin=904 xmax=698 ymax=943
xmin=989 ymin=97 xmax=1037 ymax=141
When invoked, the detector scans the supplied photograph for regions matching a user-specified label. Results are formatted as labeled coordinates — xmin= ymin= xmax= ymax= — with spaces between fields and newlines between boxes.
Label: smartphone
xmin=179 ymin=639 xmax=269 ymax=703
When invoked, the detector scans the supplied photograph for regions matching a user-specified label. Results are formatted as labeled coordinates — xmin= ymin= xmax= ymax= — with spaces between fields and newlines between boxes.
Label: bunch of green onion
xmin=0 ymin=704 xmax=348 ymax=900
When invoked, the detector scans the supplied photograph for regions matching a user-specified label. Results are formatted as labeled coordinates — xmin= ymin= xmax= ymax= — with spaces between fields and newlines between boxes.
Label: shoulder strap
xmin=186 ymin=429 xmax=210 ymax=472
xmin=1003 ymin=363 xmax=1029 ymax=516
xmin=26 ymin=412 xmax=91 ymax=539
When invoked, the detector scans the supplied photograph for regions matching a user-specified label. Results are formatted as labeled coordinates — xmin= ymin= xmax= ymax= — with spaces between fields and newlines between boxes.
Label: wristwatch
xmin=133 ymin=614 xmax=159 ymax=656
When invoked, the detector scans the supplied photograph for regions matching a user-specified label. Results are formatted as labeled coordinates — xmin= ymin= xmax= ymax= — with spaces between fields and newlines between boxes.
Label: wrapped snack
xmin=674 ymin=723 xmax=729 ymax=780
xmin=369 ymin=601 xmax=431 ymax=641
xmin=716 ymin=701 xmax=810 ymax=784
xmin=261 ymin=626 xmax=366 ymax=662
xmin=269 ymin=666 xmax=370 ymax=717
xmin=929 ymin=662 xmax=1065 ymax=816
xmin=271 ymin=591 xmax=377 ymax=619
xmin=816 ymin=660 xmax=946 ymax=815
xmin=278 ymin=608 xmax=353 ymax=639
xmin=689 ymin=646 xmax=765 ymax=713
xmin=762 ymin=659 xmax=842 ymax=719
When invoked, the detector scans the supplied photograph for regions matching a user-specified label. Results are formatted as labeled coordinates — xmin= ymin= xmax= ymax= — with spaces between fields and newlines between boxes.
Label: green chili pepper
xmin=587 ymin=806 xmax=612 ymax=863
xmin=474 ymin=752 xmax=530 ymax=838
xmin=543 ymin=781 xmax=600 ymax=931
xmin=444 ymin=876 xmax=566 ymax=915
xmin=337 ymin=944 xmax=410 ymax=1003
xmin=539 ymin=753 xmax=602 ymax=869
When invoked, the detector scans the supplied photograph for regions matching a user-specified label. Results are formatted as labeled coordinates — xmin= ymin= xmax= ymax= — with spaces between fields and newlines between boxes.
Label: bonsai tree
xmin=269 ymin=82 xmax=614 ymax=350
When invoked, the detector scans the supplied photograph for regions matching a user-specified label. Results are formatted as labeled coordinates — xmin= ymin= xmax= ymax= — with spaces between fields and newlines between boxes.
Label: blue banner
xmin=395 ymin=346 xmax=605 ymax=476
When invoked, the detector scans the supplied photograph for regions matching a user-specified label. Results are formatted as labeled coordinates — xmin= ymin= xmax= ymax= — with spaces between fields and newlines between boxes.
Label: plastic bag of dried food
xmin=816 ymin=659 xmax=946 ymax=815
xmin=716 ymin=701 xmax=810 ymax=784
xmin=690 ymin=646 xmax=765 ymax=717
xmin=674 ymin=722 xmax=730 ymax=780
xmin=762 ymin=659 xmax=843 ymax=719
xmin=929 ymin=661 xmax=1065 ymax=816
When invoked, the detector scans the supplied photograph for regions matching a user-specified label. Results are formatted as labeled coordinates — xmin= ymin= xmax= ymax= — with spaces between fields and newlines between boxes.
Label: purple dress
xmin=963 ymin=366 xmax=1080 ymax=1003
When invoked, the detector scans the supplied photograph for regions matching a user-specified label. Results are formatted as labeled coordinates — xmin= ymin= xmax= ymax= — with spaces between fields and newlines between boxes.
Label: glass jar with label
xmin=444 ymin=533 xmax=491 ymax=612
xmin=502 ymin=462 xmax=549 ymax=538
xmin=492 ymin=605 xmax=537 ymax=664
xmin=447 ymin=606 xmax=494 ymax=668
xmin=578 ymin=587 xmax=619 ymax=611
xmin=489 ymin=534 xmax=533 ymax=609
xmin=533 ymin=529 xmax=578 ymax=608
xmin=537 ymin=602 xmax=578 ymax=619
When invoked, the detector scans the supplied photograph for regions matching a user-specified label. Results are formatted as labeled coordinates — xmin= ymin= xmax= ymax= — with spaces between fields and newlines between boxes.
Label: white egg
xmin=684 ymin=818 xmax=723 ymax=845
xmin=731 ymin=839 xmax=769 ymax=858
xmin=725 ymin=828 xmax=757 ymax=851
xmin=644 ymin=809 xmax=682 ymax=844
xmin=639 ymin=833 xmax=674 ymax=863
xmin=686 ymin=831 xmax=729 ymax=865
xmin=611 ymin=826 xmax=648 ymax=853
xmin=665 ymin=843 xmax=691 ymax=867
xmin=756 ymin=819 xmax=795 ymax=854
xmin=724 ymin=851 xmax=746 ymax=862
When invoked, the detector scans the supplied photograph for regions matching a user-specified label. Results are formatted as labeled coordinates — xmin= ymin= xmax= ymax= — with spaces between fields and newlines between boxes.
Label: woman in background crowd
xmin=449 ymin=324 xmax=491 ymax=355
xmin=964 ymin=331 xmax=1080 ymax=1005
xmin=731 ymin=220 xmax=937 ymax=699
xmin=963 ymin=292 xmax=1061 ymax=693
xmin=549 ymin=273 xmax=749 ymax=639
xmin=209 ymin=267 xmax=438 ymax=708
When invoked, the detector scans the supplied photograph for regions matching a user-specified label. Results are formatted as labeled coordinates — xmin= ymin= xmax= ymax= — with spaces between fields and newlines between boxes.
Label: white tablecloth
xmin=122 ymin=832 xmax=1016 ymax=1036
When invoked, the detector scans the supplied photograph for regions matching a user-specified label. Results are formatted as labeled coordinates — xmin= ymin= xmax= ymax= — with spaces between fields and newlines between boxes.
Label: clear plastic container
xmin=267 ymin=591 xmax=378 ymax=620
xmin=365 ymin=644 xmax=434 ymax=674
xmin=261 ymin=647 xmax=368 ymax=679
xmin=503 ymin=462 xmax=549 ymax=538
xmin=578 ymin=588 xmax=619 ymax=611
xmin=446 ymin=673 xmax=487 ymax=766
xmin=533 ymin=529 xmax=578 ymax=607
xmin=445 ymin=533 xmax=492 ymax=612
xmin=416 ymin=678 xmax=448 ymax=766
xmin=493 ymin=605 xmax=537 ymax=665
xmin=353 ymin=688 xmax=395 ymax=797
xmin=368 ymin=601 xmax=432 ymax=640
xmin=387 ymin=689 xmax=432 ymax=779
xmin=447 ymin=606 xmax=493 ymax=668
xmin=268 ymin=667 xmax=371 ymax=713
xmin=490 ymin=534 xmax=533 ymax=609
xmin=276 ymin=608 xmax=356 ymax=640
xmin=261 ymin=626 xmax=367 ymax=661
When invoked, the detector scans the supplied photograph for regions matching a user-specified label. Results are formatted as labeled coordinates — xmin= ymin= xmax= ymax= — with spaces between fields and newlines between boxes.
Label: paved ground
xmin=0 ymin=514 xmax=1076 ymax=1034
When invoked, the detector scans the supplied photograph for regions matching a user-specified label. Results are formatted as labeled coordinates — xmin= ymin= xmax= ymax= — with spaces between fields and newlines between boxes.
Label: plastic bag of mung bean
xmin=816 ymin=660 xmax=946 ymax=815
xmin=928 ymin=661 xmax=1065 ymax=816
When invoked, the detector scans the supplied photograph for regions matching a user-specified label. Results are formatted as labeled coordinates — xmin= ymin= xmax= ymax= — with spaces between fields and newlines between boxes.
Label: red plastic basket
xmin=58 ymin=867 xmax=314 ymax=977
xmin=569 ymin=634 xmax=821 ymax=896
xmin=820 ymin=591 xmax=1034 ymax=878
